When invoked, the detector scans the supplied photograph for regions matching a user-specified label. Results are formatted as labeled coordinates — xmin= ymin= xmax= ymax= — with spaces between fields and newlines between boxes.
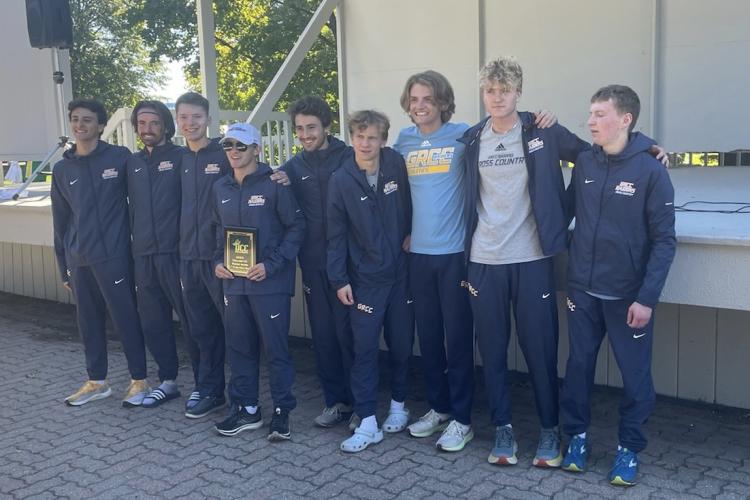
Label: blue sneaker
xmin=488 ymin=426 xmax=518 ymax=465
xmin=533 ymin=427 xmax=562 ymax=468
xmin=609 ymin=446 xmax=638 ymax=486
xmin=561 ymin=435 xmax=588 ymax=472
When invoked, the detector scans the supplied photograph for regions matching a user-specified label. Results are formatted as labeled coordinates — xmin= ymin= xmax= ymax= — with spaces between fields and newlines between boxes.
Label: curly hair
xmin=479 ymin=56 xmax=523 ymax=92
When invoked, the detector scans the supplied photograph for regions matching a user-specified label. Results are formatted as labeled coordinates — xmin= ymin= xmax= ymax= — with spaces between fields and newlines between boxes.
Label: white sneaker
xmin=436 ymin=420 xmax=474 ymax=452
xmin=383 ymin=407 xmax=410 ymax=433
xmin=408 ymin=409 xmax=450 ymax=438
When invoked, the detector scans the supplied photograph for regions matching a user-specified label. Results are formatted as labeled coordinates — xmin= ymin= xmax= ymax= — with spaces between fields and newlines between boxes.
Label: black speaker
xmin=26 ymin=0 xmax=74 ymax=49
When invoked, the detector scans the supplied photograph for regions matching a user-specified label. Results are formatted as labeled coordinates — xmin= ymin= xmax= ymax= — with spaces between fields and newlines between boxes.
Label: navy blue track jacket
xmin=128 ymin=142 xmax=184 ymax=256
xmin=460 ymin=113 xmax=590 ymax=260
xmin=213 ymin=163 xmax=306 ymax=296
xmin=51 ymin=141 xmax=133 ymax=282
xmin=326 ymin=147 xmax=412 ymax=290
xmin=567 ymin=132 xmax=676 ymax=308
xmin=281 ymin=136 xmax=352 ymax=271
xmin=180 ymin=139 xmax=231 ymax=261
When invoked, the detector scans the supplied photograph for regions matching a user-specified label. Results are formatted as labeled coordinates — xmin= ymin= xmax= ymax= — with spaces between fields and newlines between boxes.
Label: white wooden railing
xmin=101 ymin=108 xmax=294 ymax=168
xmin=101 ymin=0 xmax=343 ymax=167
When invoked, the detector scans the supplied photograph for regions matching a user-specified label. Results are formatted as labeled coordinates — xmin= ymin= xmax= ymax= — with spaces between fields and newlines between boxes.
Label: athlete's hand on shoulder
xmin=533 ymin=109 xmax=557 ymax=129
xmin=649 ymin=145 xmax=670 ymax=166
xmin=627 ymin=301 xmax=652 ymax=329
xmin=402 ymin=234 xmax=411 ymax=253
xmin=337 ymin=284 xmax=354 ymax=306
xmin=270 ymin=170 xmax=290 ymax=186
xmin=247 ymin=263 xmax=267 ymax=281
xmin=215 ymin=264 xmax=234 ymax=280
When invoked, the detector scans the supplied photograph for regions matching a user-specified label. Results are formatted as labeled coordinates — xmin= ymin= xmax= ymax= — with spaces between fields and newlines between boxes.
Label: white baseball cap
xmin=221 ymin=122 xmax=261 ymax=146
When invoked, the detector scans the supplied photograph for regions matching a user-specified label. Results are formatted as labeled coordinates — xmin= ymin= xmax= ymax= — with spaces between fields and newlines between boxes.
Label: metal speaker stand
xmin=13 ymin=48 xmax=70 ymax=200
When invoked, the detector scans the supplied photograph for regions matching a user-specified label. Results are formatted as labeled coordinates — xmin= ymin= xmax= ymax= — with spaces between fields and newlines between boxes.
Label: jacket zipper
xmin=374 ymin=170 xmax=400 ymax=283
xmin=84 ymin=157 xmax=107 ymax=259
xmin=193 ymin=150 xmax=200 ymax=256
xmin=146 ymin=149 xmax=159 ymax=253
xmin=588 ymin=157 xmax=609 ymax=289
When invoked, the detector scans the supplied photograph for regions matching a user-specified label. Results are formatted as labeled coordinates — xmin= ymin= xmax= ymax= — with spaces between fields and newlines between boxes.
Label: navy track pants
xmin=409 ymin=252 xmax=474 ymax=424
xmin=467 ymin=257 xmax=559 ymax=428
xmin=68 ymin=256 xmax=147 ymax=380
xmin=134 ymin=253 xmax=199 ymax=383
xmin=180 ymin=259 xmax=225 ymax=397
xmin=302 ymin=268 xmax=354 ymax=408
xmin=349 ymin=278 xmax=415 ymax=419
xmin=224 ymin=293 xmax=296 ymax=410
xmin=561 ymin=288 xmax=656 ymax=452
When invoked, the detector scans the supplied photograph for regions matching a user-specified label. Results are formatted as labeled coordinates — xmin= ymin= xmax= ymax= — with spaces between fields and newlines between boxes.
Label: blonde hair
xmin=347 ymin=110 xmax=390 ymax=141
xmin=479 ymin=56 xmax=523 ymax=92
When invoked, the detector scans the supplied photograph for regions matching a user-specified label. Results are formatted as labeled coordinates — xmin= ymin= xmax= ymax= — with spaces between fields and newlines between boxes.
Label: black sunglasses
xmin=222 ymin=140 xmax=250 ymax=152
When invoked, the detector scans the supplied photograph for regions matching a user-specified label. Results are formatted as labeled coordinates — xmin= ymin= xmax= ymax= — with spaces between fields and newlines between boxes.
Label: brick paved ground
xmin=1 ymin=292 xmax=749 ymax=499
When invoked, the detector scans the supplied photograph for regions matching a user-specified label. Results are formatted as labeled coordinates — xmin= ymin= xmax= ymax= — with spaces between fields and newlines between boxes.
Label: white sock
xmin=503 ymin=424 xmax=512 ymax=429
xmin=245 ymin=405 xmax=258 ymax=414
xmin=360 ymin=415 xmax=378 ymax=433
xmin=576 ymin=432 xmax=586 ymax=439
xmin=91 ymin=380 xmax=105 ymax=385
xmin=390 ymin=399 xmax=405 ymax=413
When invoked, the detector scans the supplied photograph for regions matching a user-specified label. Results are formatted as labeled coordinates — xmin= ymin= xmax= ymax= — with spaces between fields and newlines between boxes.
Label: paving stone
xmin=0 ymin=477 xmax=25 ymax=494
xmin=1 ymin=292 xmax=749 ymax=500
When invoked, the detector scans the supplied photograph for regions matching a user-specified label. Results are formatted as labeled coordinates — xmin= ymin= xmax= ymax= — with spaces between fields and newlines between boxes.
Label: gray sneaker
xmin=314 ymin=403 xmax=353 ymax=428
xmin=436 ymin=420 xmax=474 ymax=452
xmin=348 ymin=413 xmax=361 ymax=432
xmin=488 ymin=425 xmax=518 ymax=465
xmin=533 ymin=427 xmax=562 ymax=468
xmin=407 ymin=409 xmax=450 ymax=438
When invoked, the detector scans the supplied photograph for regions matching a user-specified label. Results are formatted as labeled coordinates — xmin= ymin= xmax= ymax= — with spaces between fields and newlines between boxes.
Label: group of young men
xmin=51 ymin=56 xmax=675 ymax=487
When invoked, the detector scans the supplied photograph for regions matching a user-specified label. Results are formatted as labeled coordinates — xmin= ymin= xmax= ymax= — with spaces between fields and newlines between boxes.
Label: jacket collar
xmin=222 ymin=162 xmax=273 ymax=188
xmin=342 ymin=151 xmax=380 ymax=193
xmin=64 ymin=140 xmax=109 ymax=160
xmin=459 ymin=111 xmax=536 ymax=147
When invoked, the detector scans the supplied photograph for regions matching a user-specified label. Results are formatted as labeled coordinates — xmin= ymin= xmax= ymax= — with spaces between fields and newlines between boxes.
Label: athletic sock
xmin=360 ymin=415 xmax=378 ymax=433
xmin=159 ymin=380 xmax=178 ymax=392
xmin=245 ymin=405 xmax=258 ymax=414
xmin=389 ymin=399 xmax=405 ymax=413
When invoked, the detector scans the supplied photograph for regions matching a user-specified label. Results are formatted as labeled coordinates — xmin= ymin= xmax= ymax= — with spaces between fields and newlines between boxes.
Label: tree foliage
xmin=69 ymin=0 xmax=166 ymax=114
xmin=207 ymin=0 xmax=339 ymax=122
xmin=70 ymin=0 xmax=339 ymax=126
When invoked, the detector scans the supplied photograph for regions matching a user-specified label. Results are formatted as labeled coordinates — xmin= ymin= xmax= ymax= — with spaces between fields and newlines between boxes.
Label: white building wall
xmin=341 ymin=0 xmax=749 ymax=152
xmin=340 ymin=0 xmax=481 ymax=139
xmin=0 ymin=1 xmax=73 ymax=162
xmin=657 ymin=0 xmax=750 ymax=151
xmin=482 ymin=0 xmax=656 ymax=140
